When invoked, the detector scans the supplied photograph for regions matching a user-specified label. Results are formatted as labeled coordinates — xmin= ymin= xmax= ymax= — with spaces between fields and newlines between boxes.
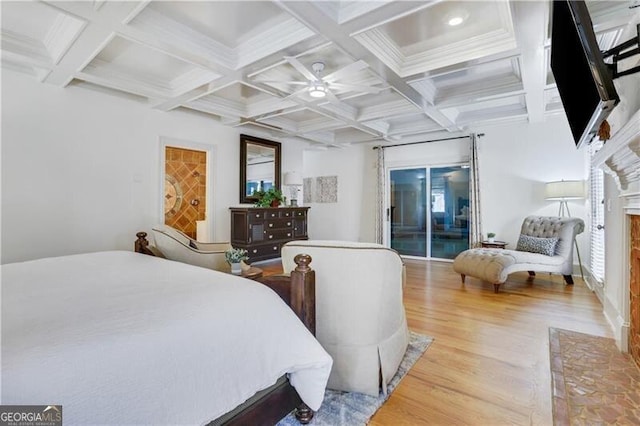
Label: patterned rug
xmin=549 ymin=327 xmax=640 ymax=425
xmin=277 ymin=332 xmax=433 ymax=425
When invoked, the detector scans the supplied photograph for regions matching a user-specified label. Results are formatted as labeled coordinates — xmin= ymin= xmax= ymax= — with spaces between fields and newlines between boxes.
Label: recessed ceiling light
xmin=444 ymin=8 xmax=469 ymax=27
xmin=448 ymin=16 xmax=464 ymax=26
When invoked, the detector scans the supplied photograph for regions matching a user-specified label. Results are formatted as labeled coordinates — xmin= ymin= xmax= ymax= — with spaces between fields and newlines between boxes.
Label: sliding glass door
xmin=390 ymin=165 xmax=470 ymax=260
xmin=390 ymin=168 xmax=427 ymax=257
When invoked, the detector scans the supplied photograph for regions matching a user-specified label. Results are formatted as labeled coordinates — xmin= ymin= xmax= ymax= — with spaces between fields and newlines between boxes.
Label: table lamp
xmin=284 ymin=171 xmax=303 ymax=206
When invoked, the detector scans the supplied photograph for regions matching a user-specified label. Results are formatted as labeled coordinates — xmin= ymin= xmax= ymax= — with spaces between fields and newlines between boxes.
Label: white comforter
xmin=1 ymin=251 xmax=332 ymax=425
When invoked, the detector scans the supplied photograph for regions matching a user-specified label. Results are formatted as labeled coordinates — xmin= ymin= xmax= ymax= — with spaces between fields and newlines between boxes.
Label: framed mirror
xmin=240 ymin=134 xmax=281 ymax=204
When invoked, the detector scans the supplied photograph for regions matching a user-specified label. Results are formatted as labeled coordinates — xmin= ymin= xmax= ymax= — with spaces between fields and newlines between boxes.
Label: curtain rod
xmin=372 ymin=133 xmax=484 ymax=150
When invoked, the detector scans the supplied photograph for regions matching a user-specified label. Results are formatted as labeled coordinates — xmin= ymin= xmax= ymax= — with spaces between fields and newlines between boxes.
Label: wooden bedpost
xmin=289 ymin=254 xmax=316 ymax=425
xmin=255 ymin=254 xmax=316 ymax=424
xmin=134 ymin=232 xmax=160 ymax=257
xmin=290 ymin=254 xmax=316 ymax=335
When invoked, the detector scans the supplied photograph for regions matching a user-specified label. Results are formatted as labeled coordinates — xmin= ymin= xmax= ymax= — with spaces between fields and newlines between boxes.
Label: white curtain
xmin=469 ymin=134 xmax=483 ymax=247
xmin=375 ymin=147 xmax=385 ymax=244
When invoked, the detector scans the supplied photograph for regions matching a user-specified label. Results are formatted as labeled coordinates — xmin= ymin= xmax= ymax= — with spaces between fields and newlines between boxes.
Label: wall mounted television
xmin=551 ymin=0 xmax=620 ymax=148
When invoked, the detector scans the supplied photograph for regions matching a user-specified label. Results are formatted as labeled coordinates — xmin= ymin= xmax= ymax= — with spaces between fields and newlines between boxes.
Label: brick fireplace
xmin=631 ymin=216 xmax=640 ymax=368
xmin=593 ymin=109 xmax=640 ymax=360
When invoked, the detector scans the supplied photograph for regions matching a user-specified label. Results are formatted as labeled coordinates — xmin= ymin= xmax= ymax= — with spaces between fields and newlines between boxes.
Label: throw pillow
xmin=516 ymin=234 xmax=558 ymax=256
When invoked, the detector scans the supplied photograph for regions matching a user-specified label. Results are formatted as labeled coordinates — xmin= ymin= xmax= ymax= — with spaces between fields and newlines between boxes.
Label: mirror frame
xmin=240 ymin=134 xmax=281 ymax=204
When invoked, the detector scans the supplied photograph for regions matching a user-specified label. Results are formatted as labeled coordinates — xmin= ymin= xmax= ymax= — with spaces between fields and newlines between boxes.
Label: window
xmin=588 ymin=140 xmax=605 ymax=285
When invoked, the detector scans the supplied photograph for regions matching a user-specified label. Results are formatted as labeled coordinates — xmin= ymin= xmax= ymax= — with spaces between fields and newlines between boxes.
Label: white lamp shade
xmin=283 ymin=171 xmax=303 ymax=186
xmin=545 ymin=180 xmax=585 ymax=200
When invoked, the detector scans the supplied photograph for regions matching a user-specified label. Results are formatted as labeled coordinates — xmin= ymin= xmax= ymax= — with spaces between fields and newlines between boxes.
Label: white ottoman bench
xmin=452 ymin=248 xmax=518 ymax=293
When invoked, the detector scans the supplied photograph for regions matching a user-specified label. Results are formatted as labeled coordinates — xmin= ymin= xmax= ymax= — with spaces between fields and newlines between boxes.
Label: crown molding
xmin=358 ymin=99 xmax=418 ymax=121
xmin=236 ymin=18 xmax=315 ymax=69
xmin=43 ymin=13 xmax=86 ymax=65
xmin=593 ymin=109 xmax=640 ymax=191
xmin=129 ymin=8 xmax=236 ymax=69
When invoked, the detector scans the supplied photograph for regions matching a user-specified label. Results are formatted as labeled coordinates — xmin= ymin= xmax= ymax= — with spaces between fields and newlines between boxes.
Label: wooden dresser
xmin=229 ymin=207 xmax=310 ymax=262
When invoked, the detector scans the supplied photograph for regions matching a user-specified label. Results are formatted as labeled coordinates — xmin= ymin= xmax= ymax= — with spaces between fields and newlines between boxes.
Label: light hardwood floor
xmin=263 ymin=258 xmax=611 ymax=425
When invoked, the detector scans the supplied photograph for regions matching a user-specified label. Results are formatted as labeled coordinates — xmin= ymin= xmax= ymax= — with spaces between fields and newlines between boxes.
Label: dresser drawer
xmin=248 ymin=210 xmax=268 ymax=223
xmin=292 ymin=209 xmax=307 ymax=218
xmin=265 ymin=229 xmax=293 ymax=241
xmin=265 ymin=218 xmax=293 ymax=230
xmin=247 ymin=242 xmax=281 ymax=260
xmin=266 ymin=210 xmax=280 ymax=219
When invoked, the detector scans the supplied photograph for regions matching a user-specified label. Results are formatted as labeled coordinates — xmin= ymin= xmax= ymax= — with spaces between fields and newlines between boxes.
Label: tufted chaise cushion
xmin=519 ymin=216 xmax=584 ymax=260
xmin=452 ymin=249 xmax=517 ymax=283
xmin=452 ymin=216 xmax=585 ymax=291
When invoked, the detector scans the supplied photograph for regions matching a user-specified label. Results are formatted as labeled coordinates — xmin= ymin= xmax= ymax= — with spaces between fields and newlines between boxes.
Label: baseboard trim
xmin=603 ymin=293 xmax=628 ymax=352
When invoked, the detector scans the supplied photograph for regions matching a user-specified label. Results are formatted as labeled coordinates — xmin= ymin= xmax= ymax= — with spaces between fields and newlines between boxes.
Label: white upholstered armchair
xmin=151 ymin=226 xmax=232 ymax=272
xmin=281 ymin=240 xmax=409 ymax=396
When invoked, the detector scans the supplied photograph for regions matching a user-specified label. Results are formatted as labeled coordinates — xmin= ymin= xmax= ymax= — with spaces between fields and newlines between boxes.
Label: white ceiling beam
xmin=511 ymin=1 xmax=548 ymax=123
xmin=41 ymin=1 xmax=149 ymax=87
xmin=275 ymin=1 xmax=460 ymax=132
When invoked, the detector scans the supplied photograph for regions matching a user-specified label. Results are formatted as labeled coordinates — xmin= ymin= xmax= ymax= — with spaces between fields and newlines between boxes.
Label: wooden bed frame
xmin=134 ymin=232 xmax=316 ymax=425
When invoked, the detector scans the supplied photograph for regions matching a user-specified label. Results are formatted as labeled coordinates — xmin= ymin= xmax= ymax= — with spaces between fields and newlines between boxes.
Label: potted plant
xmin=225 ymin=247 xmax=248 ymax=275
xmin=487 ymin=232 xmax=496 ymax=243
xmin=254 ymin=188 xmax=285 ymax=208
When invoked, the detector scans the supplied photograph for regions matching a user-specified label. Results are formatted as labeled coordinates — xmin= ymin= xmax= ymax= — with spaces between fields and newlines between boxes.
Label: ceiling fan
xmin=255 ymin=56 xmax=384 ymax=102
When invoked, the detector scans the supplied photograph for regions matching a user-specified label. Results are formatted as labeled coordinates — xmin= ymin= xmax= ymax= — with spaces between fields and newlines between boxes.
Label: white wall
xmin=1 ymin=70 xmax=305 ymax=263
xmin=475 ymin=116 xmax=589 ymax=265
xmin=304 ymin=116 xmax=589 ymax=269
xmin=302 ymin=146 xmax=368 ymax=240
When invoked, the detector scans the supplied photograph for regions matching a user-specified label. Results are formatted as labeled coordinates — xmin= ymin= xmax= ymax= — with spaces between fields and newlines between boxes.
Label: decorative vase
xmin=231 ymin=262 xmax=242 ymax=275
xmin=270 ymin=200 xmax=280 ymax=208
xmin=488 ymin=237 xmax=495 ymax=243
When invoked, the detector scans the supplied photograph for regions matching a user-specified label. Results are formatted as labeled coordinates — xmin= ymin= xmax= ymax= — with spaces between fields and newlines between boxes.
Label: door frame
xmin=159 ymin=136 xmax=216 ymax=242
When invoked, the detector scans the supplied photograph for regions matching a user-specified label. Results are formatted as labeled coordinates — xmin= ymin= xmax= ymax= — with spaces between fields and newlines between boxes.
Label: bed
xmin=1 ymin=241 xmax=332 ymax=425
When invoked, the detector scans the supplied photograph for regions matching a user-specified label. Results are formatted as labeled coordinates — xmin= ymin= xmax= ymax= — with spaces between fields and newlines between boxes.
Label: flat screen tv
xmin=551 ymin=0 xmax=619 ymax=148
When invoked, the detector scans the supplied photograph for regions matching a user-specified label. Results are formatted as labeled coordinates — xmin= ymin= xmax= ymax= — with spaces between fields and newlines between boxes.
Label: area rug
xmin=549 ymin=327 xmax=640 ymax=425
xmin=277 ymin=331 xmax=433 ymax=425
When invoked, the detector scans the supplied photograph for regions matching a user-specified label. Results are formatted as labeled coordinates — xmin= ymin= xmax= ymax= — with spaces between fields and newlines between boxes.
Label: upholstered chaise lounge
xmin=453 ymin=216 xmax=585 ymax=292
xmin=281 ymin=240 xmax=409 ymax=396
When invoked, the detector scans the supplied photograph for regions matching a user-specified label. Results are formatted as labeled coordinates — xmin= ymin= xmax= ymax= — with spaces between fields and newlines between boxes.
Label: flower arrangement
xmin=225 ymin=247 xmax=248 ymax=264
xmin=253 ymin=188 xmax=285 ymax=207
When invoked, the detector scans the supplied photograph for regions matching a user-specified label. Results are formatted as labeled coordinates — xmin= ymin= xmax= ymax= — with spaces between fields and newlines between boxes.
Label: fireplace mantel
xmin=592 ymin=109 xmax=640 ymax=193
xmin=593 ymin=110 xmax=640 ymax=196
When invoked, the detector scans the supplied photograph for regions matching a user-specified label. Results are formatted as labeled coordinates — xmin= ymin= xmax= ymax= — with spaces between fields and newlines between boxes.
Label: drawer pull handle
xmin=287 ymin=233 xmax=291 ymax=237
xmin=287 ymin=222 xmax=291 ymax=226
xmin=256 ymin=214 xmax=261 ymax=218
xmin=269 ymin=235 xmax=273 ymax=239
xmin=269 ymin=224 xmax=273 ymax=228
xmin=294 ymin=228 xmax=298 ymax=231
xmin=253 ymin=249 xmax=258 ymax=254
xmin=273 ymin=246 xmax=278 ymax=250
xmin=271 ymin=213 xmax=275 ymax=217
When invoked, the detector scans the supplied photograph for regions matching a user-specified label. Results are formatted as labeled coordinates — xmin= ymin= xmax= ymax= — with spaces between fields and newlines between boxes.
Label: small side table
xmin=241 ymin=266 xmax=263 ymax=280
xmin=481 ymin=240 xmax=508 ymax=249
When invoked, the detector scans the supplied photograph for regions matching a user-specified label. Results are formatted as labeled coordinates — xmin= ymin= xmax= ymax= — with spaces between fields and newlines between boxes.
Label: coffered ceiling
xmin=2 ymin=1 xmax=637 ymax=148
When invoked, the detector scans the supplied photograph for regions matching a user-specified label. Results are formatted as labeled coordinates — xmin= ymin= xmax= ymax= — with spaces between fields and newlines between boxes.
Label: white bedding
xmin=1 ymin=251 xmax=332 ymax=425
